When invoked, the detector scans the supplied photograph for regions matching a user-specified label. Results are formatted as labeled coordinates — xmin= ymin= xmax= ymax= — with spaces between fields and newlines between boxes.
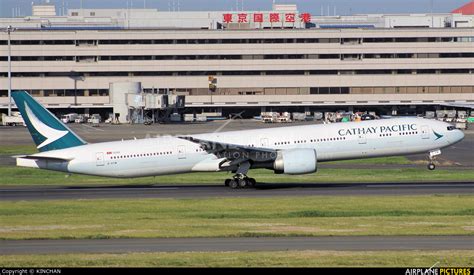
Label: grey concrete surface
xmin=1 ymin=182 xmax=473 ymax=201
xmin=1 ymin=236 xmax=472 ymax=255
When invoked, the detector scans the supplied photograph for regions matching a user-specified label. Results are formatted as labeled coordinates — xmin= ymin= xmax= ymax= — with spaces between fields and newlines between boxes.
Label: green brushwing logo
xmin=433 ymin=130 xmax=443 ymax=140
xmin=11 ymin=91 xmax=87 ymax=152
xmin=25 ymin=102 xmax=69 ymax=149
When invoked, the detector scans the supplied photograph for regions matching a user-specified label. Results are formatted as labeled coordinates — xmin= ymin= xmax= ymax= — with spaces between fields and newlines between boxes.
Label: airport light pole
xmin=6 ymin=25 xmax=16 ymax=117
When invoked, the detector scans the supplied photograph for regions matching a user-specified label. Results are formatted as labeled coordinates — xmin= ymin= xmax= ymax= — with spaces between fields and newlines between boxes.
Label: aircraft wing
xmin=178 ymin=136 xmax=277 ymax=164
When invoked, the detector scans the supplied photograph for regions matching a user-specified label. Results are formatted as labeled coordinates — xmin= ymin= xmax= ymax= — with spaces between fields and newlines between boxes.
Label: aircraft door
xmin=96 ymin=152 xmax=105 ymax=166
xmin=260 ymin=138 xmax=269 ymax=147
xmin=177 ymin=145 xmax=186 ymax=159
xmin=421 ymin=125 xmax=430 ymax=139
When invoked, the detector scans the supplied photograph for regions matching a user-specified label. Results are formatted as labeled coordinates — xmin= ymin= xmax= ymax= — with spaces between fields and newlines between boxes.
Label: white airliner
xmin=12 ymin=91 xmax=464 ymax=189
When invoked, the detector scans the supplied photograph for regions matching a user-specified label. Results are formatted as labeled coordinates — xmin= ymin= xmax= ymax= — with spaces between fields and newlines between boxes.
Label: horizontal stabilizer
xmin=13 ymin=155 xmax=74 ymax=162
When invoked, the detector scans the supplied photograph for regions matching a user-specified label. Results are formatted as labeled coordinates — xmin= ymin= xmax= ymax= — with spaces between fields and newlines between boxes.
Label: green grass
xmin=1 ymin=250 xmax=473 ymax=267
xmin=1 ymin=165 xmax=474 ymax=186
xmin=0 ymin=195 xmax=472 ymax=240
xmin=0 ymin=145 xmax=37 ymax=155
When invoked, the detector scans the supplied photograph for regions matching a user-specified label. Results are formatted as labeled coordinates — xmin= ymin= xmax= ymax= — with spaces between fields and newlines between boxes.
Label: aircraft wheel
xmin=238 ymin=178 xmax=248 ymax=188
xmin=247 ymin=178 xmax=256 ymax=187
xmin=428 ymin=163 xmax=436 ymax=170
xmin=224 ymin=179 xmax=231 ymax=187
xmin=229 ymin=179 xmax=239 ymax=189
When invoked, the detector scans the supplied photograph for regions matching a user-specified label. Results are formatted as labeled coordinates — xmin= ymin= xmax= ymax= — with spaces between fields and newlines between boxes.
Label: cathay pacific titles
xmin=338 ymin=124 xmax=418 ymax=136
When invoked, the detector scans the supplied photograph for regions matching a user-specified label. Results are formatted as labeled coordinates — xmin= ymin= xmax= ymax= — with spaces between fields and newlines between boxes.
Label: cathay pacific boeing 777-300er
xmin=11 ymin=91 xmax=464 ymax=189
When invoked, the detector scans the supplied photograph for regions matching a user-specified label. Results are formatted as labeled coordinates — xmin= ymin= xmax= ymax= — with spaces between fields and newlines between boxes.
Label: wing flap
xmin=178 ymin=136 xmax=277 ymax=162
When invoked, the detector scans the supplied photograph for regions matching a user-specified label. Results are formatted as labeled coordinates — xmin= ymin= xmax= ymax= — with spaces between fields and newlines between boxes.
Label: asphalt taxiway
xmin=1 ymin=236 xmax=473 ymax=255
xmin=1 ymin=181 xmax=473 ymax=201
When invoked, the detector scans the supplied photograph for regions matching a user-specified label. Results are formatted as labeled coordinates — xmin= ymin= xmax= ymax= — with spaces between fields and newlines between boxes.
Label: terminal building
xmin=0 ymin=2 xmax=473 ymax=120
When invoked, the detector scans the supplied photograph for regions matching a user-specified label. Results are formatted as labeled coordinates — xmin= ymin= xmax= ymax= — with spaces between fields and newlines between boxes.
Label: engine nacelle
xmin=273 ymin=148 xmax=317 ymax=175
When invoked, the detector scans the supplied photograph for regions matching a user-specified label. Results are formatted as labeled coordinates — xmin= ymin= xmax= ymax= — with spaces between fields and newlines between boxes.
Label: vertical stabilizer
xmin=11 ymin=91 xmax=87 ymax=152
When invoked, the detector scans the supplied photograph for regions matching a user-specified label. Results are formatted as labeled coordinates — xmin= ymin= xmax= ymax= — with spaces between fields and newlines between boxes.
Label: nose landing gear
xmin=427 ymin=149 xmax=441 ymax=171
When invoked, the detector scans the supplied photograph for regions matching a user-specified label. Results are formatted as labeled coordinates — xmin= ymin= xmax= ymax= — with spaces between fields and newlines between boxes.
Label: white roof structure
xmin=1 ymin=3 xmax=473 ymax=29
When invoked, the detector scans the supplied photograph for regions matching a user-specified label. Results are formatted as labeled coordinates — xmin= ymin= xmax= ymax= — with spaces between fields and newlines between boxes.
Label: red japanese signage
xmin=223 ymin=13 xmax=233 ymax=23
xmin=300 ymin=13 xmax=311 ymax=23
xmin=223 ymin=12 xmax=312 ymax=24
xmin=269 ymin=13 xmax=280 ymax=23
xmin=237 ymin=13 xmax=248 ymax=23
xmin=285 ymin=13 xmax=295 ymax=23
xmin=253 ymin=13 xmax=263 ymax=23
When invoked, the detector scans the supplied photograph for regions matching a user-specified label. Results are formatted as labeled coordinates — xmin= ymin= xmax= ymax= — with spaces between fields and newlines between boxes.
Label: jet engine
xmin=273 ymin=148 xmax=317 ymax=174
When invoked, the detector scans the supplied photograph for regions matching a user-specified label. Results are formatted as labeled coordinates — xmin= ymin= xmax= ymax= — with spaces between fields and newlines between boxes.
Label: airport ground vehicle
xmin=61 ymin=113 xmax=78 ymax=124
xmin=74 ymin=115 xmax=85 ymax=123
xmin=88 ymin=114 xmax=101 ymax=126
xmin=1 ymin=112 xmax=25 ymax=126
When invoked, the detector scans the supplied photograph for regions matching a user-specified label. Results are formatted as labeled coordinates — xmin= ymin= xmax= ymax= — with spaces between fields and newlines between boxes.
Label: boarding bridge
xmin=110 ymin=82 xmax=185 ymax=124
xmin=128 ymin=93 xmax=186 ymax=123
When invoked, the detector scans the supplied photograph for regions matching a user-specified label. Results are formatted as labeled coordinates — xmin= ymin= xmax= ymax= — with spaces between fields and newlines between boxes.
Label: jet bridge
xmin=110 ymin=82 xmax=185 ymax=124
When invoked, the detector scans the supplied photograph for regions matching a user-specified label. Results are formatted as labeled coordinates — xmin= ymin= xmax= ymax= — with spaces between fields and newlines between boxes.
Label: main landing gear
xmin=225 ymin=175 xmax=257 ymax=189
xmin=224 ymin=161 xmax=256 ymax=189
xmin=427 ymin=149 xmax=441 ymax=171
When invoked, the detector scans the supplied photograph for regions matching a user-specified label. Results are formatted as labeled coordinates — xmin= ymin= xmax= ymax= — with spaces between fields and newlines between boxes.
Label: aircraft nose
xmin=452 ymin=129 xmax=465 ymax=144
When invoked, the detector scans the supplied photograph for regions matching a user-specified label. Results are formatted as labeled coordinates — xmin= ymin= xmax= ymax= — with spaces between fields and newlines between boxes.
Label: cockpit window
xmin=447 ymin=126 xmax=456 ymax=131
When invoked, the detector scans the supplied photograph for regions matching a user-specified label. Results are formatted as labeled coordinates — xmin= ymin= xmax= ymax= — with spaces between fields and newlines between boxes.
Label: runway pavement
xmin=1 ymin=236 xmax=472 ymax=255
xmin=1 ymin=181 xmax=473 ymax=201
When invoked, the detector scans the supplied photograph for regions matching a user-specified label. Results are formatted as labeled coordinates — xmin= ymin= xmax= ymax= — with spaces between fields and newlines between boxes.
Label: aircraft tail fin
xmin=11 ymin=91 xmax=87 ymax=152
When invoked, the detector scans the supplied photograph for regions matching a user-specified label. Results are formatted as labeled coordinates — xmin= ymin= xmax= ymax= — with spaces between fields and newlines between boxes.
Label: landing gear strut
xmin=224 ymin=161 xmax=257 ymax=189
xmin=427 ymin=149 xmax=441 ymax=171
